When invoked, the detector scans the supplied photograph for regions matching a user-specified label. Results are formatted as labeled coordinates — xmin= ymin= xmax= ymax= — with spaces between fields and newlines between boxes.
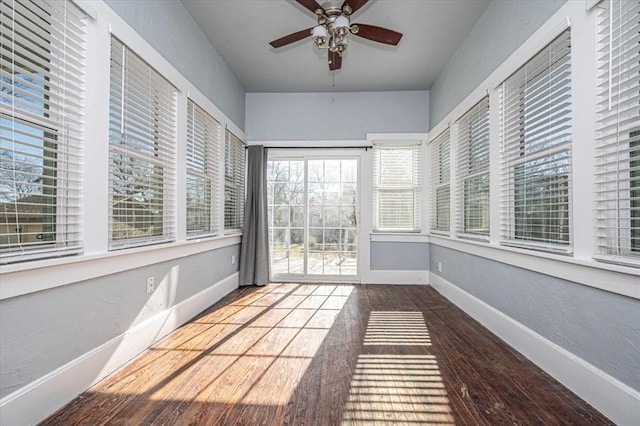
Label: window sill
xmin=0 ymin=234 xmax=241 ymax=300
xmin=428 ymin=235 xmax=639 ymax=300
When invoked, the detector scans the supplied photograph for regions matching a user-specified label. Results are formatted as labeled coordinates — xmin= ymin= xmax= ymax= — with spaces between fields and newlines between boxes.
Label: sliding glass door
xmin=268 ymin=156 xmax=359 ymax=280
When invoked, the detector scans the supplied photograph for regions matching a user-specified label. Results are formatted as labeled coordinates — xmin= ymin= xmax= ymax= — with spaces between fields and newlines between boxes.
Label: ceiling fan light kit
xmin=269 ymin=0 xmax=402 ymax=71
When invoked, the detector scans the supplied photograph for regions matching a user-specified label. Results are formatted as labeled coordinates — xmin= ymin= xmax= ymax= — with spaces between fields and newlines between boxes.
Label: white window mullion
xmin=449 ymin=124 xmax=457 ymax=239
xmin=82 ymin=0 xmax=110 ymax=255
xmin=175 ymin=92 xmax=188 ymax=241
xmin=208 ymin=118 xmax=222 ymax=235
xmin=217 ymin=125 xmax=227 ymax=237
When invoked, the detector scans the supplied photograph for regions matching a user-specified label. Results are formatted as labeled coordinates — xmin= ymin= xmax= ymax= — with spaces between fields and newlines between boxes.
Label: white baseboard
xmin=363 ymin=270 xmax=428 ymax=285
xmin=0 ymin=272 xmax=239 ymax=426
xmin=429 ymin=272 xmax=640 ymax=426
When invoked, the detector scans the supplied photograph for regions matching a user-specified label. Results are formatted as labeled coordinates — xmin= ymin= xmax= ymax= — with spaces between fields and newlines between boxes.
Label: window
xmin=594 ymin=0 xmax=640 ymax=266
xmin=0 ymin=0 xmax=86 ymax=264
xmin=456 ymin=96 xmax=490 ymax=238
xmin=108 ymin=37 xmax=177 ymax=249
xmin=224 ymin=129 xmax=245 ymax=232
xmin=373 ymin=142 xmax=421 ymax=232
xmin=186 ymin=99 xmax=222 ymax=238
xmin=429 ymin=130 xmax=450 ymax=234
xmin=499 ymin=29 xmax=572 ymax=252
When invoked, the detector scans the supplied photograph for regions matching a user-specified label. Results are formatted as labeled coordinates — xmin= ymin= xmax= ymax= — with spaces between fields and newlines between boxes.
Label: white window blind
xmin=373 ymin=143 xmax=421 ymax=232
xmin=594 ymin=0 xmax=640 ymax=266
xmin=456 ymin=96 xmax=490 ymax=239
xmin=429 ymin=129 xmax=450 ymax=234
xmin=1 ymin=0 xmax=86 ymax=264
xmin=224 ymin=129 xmax=244 ymax=233
xmin=186 ymin=99 xmax=221 ymax=238
xmin=499 ymin=29 xmax=573 ymax=252
xmin=108 ymin=37 xmax=177 ymax=249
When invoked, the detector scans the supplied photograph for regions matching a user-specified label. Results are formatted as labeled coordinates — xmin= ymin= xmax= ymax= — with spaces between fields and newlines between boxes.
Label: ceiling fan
xmin=269 ymin=0 xmax=402 ymax=71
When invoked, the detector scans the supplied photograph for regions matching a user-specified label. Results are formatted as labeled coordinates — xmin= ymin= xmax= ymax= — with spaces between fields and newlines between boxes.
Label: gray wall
xmin=428 ymin=0 xmax=566 ymax=128
xmin=104 ymin=0 xmax=246 ymax=128
xmin=429 ymin=245 xmax=640 ymax=392
xmin=245 ymin=91 xmax=429 ymax=141
xmin=370 ymin=242 xmax=429 ymax=271
xmin=0 ymin=245 xmax=240 ymax=398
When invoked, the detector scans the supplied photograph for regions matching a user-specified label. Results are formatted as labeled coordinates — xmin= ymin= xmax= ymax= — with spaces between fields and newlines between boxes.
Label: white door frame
xmin=267 ymin=148 xmax=369 ymax=283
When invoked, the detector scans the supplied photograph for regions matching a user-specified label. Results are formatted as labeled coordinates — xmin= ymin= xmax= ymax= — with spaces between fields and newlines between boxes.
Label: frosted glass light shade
xmin=312 ymin=25 xmax=328 ymax=47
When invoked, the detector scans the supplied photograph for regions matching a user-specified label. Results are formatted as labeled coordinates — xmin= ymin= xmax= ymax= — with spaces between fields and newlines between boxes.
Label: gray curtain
xmin=239 ymin=145 xmax=270 ymax=286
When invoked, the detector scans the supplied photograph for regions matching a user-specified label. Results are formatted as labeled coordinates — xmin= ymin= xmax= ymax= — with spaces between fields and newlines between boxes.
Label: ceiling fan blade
xmin=353 ymin=23 xmax=402 ymax=46
xmin=269 ymin=28 xmax=313 ymax=48
xmin=296 ymin=0 xmax=323 ymax=14
xmin=329 ymin=51 xmax=342 ymax=71
xmin=343 ymin=0 xmax=369 ymax=14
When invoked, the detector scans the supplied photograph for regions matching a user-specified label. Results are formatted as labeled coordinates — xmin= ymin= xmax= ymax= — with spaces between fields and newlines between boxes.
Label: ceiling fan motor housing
xmin=269 ymin=0 xmax=403 ymax=71
xmin=320 ymin=0 xmax=349 ymax=16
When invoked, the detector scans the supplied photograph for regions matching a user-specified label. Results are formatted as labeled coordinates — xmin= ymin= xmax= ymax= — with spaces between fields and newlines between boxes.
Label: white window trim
xmin=0 ymin=0 xmax=246 ymax=299
xmin=0 ymin=235 xmax=240 ymax=300
xmin=429 ymin=235 xmax=639 ymax=300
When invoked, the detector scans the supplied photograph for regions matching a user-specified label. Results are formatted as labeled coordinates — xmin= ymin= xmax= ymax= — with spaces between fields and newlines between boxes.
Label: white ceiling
xmin=180 ymin=0 xmax=491 ymax=93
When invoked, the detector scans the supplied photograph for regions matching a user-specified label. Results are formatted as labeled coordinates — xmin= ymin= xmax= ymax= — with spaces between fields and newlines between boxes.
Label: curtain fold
xmin=239 ymin=146 xmax=270 ymax=286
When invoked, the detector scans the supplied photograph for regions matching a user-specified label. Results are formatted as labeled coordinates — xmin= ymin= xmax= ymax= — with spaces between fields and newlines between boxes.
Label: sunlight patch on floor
xmin=341 ymin=354 xmax=454 ymax=425
xmin=364 ymin=311 xmax=431 ymax=346
xmin=153 ymin=283 xmax=356 ymax=407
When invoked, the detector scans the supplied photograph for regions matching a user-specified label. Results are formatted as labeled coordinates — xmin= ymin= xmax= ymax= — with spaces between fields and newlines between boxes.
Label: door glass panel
xmin=268 ymin=160 xmax=304 ymax=275
xmin=268 ymin=157 xmax=358 ymax=279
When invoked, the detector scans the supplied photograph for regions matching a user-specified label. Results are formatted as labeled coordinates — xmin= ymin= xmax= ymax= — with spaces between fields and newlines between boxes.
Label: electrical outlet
xmin=146 ymin=276 xmax=155 ymax=294
xmin=231 ymin=255 xmax=236 ymax=265
xmin=438 ymin=262 xmax=442 ymax=273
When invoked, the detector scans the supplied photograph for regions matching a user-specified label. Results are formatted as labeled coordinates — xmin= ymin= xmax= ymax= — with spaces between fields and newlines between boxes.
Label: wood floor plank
xmin=42 ymin=284 xmax=613 ymax=426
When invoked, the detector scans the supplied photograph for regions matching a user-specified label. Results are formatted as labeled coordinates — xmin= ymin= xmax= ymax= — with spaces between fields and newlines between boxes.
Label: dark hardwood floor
xmin=42 ymin=284 xmax=612 ymax=425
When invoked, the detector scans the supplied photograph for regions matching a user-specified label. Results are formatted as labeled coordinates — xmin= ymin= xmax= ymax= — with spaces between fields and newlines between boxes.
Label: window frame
xmin=0 ymin=0 xmax=86 ymax=264
xmin=499 ymin=28 xmax=573 ymax=254
xmin=224 ymin=129 xmax=245 ymax=234
xmin=372 ymin=141 xmax=422 ymax=233
xmin=455 ymin=96 xmax=490 ymax=240
xmin=185 ymin=99 xmax=222 ymax=239
xmin=593 ymin=0 xmax=640 ymax=267
xmin=107 ymin=36 xmax=178 ymax=250
xmin=429 ymin=129 xmax=451 ymax=235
